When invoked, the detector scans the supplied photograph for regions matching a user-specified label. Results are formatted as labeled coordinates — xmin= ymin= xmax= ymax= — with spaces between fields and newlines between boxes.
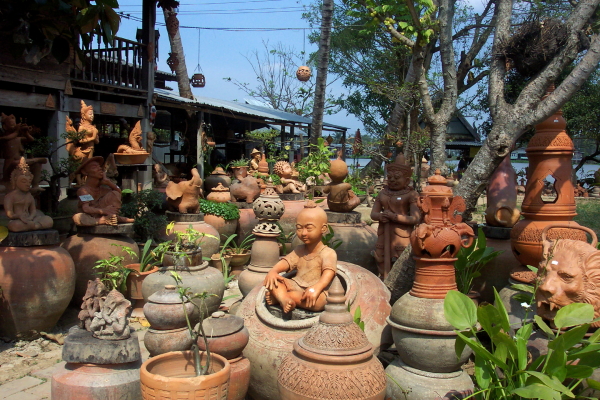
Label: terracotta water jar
xmin=144 ymin=327 xmax=195 ymax=357
xmin=277 ymin=277 xmax=386 ymax=400
xmin=485 ymin=154 xmax=521 ymax=227
xmin=143 ymin=285 xmax=198 ymax=330
xmin=206 ymin=183 xmax=232 ymax=203
xmin=125 ymin=262 xmax=159 ymax=317
xmin=205 ymin=167 xmax=232 ymax=193
xmin=238 ymin=262 xmax=391 ymax=400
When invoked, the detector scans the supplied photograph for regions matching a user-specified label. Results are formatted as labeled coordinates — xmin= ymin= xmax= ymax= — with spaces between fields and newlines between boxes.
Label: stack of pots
xmin=143 ymin=285 xmax=198 ymax=356
xmin=386 ymin=170 xmax=475 ymax=400
xmin=197 ymin=311 xmax=250 ymax=400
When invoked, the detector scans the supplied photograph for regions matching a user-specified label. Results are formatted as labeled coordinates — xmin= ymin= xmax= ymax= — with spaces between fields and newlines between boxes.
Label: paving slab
xmin=3 ymin=391 xmax=41 ymax=400
xmin=30 ymin=362 xmax=66 ymax=381
xmin=23 ymin=381 xmax=51 ymax=399
xmin=0 ymin=376 xmax=43 ymax=399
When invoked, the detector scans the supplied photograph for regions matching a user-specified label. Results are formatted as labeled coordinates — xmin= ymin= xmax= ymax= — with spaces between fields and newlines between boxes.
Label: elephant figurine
xmin=230 ymin=175 xmax=261 ymax=203
xmin=166 ymin=168 xmax=203 ymax=213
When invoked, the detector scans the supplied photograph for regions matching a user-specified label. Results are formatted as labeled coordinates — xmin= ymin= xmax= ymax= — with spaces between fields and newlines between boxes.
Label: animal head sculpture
xmin=165 ymin=168 xmax=203 ymax=213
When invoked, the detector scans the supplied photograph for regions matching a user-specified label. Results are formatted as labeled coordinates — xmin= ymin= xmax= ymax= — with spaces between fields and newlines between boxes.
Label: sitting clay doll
xmin=273 ymin=161 xmax=306 ymax=194
xmin=90 ymin=290 xmax=131 ymax=340
xmin=263 ymin=201 xmax=337 ymax=313
xmin=323 ymin=155 xmax=361 ymax=212
xmin=4 ymin=157 xmax=53 ymax=232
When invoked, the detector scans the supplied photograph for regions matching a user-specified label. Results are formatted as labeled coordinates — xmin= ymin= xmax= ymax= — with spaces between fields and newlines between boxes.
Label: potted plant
xmin=163 ymin=222 xmax=218 ymax=268
xmin=199 ymin=199 xmax=240 ymax=242
xmin=221 ymin=233 xmax=254 ymax=271
xmin=118 ymin=240 xmax=170 ymax=300
xmin=93 ymin=254 xmax=132 ymax=295
xmin=140 ymin=272 xmax=230 ymax=399
xmin=229 ymin=158 xmax=249 ymax=181
xmin=120 ymin=189 xmax=167 ymax=244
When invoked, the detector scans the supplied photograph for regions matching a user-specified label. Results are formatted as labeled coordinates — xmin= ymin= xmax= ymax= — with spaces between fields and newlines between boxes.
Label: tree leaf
xmin=565 ymin=364 xmax=593 ymax=379
xmin=511 ymin=384 xmax=561 ymax=400
xmin=523 ymin=371 xmax=574 ymax=397
xmin=554 ymin=303 xmax=594 ymax=330
xmin=444 ymin=290 xmax=476 ymax=330
xmin=534 ymin=315 xmax=556 ymax=340
xmin=493 ymin=287 xmax=511 ymax=333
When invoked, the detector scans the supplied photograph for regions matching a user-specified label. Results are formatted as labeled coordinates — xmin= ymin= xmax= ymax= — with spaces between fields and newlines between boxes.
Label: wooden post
xmin=197 ymin=110 xmax=204 ymax=179
xmin=140 ymin=0 xmax=156 ymax=189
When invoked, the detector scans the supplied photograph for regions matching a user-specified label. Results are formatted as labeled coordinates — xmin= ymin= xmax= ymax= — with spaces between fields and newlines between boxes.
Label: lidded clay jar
xmin=143 ymin=285 xmax=198 ymax=330
xmin=205 ymin=166 xmax=232 ymax=193
xmin=206 ymin=183 xmax=232 ymax=203
xmin=197 ymin=311 xmax=249 ymax=360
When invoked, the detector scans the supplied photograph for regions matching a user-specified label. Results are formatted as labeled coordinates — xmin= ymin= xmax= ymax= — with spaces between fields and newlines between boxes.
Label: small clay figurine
xmin=273 ymin=161 xmax=306 ymax=194
xmin=117 ymin=121 xmax=150 ymax=154
xmin=3 ymin=158 xmax=53 ymax=232
xmin=370 ymin=154 xmax=421 ymax=278
xmin=78 ymin=278 xmax=109 ymax=331
xmin=263 ymin=201 xmax=337 ymax=313
xmin=323 ymin=153 xmax=361 ymax=212
xmin=66 ymin=101 xmax=99 ymax=162
xmin=72 ymin=156 xmax=134 ymax=226
xmin=146 ymin=130 xmax=156 ymax=155
xmin=249 ymin=148 xmax=262 ymax=174
xmin=153 ymin=163 xmax=170 ymax=188
xmin=89 ymin=290 xmax=132 ymax=340
xmin=166 ymin=167 xmax=203 ymax=213
xmin=230 ymin=175 xmax=261 ymax=203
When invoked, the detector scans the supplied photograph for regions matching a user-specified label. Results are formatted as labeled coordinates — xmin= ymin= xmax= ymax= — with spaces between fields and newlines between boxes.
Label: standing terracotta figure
xmin=66 ymin=102 xmax=100 ymax=185
xmin=370 ymin=155 xmax=421 ymax=278
xmin=117 ymin=121 xmax=149 ymax=154
xmin=72 ymin=156 xmax=134 ymax=226
xmin=4 ymin=157 xmax=53 ymax=232
xmin=146 ymin=130 xmax=156 ymax=155
xmin=273 ymin=161 xmax=306 ymax=194
xmin=264 ymin=201 xmax=337 ymax=313
xmin=324 ymin=155 xmax=361 ymax=212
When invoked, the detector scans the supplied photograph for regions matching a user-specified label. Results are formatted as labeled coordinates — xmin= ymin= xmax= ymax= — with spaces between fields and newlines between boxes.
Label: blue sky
xmin=116 ymin=0 xmax=363 ymax=132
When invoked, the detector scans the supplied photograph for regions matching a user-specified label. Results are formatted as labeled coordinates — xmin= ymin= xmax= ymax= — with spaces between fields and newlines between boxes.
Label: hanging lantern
xmin=166 ymin=12 xmax=179 ymax=37
xmin=325 ymin=135 xmax=334 ymax=145
xmin=166 ymin=52 xmax=179 ymax=72
xmin=191 ymin=73 xmax=206 ymax=88
xmin=296 ymin=66 xmax=311 ymax=82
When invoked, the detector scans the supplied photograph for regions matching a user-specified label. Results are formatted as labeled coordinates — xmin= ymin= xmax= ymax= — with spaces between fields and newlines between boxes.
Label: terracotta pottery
xmin=485 ymin=154 xmax=521 ymax=227
xmin=0 ymin=244 xmax=75 ymax=339
xmin=231 ymin=166 xmax=249 ymax=182
xmin=144 ymin=327 xmax=195 ymax=357
xmin=143 ymin=285 xmax=198 ymax=330
xmin=226 ymin=251 xmax=251 ymax=269
xmin=258 ymin=153 xmax=269 ymax=174
xmin=238 ymin=262 xmax=391 ymax=400
xmin=142 ymin=262 xmax=225 ymax=316
xmin=204 ymin=214 xmax=238 ymax=242
xmin=162 ymin=249 xmax=203 ymax=268
xmin=204 ymin=167 xmax=232 ymax=193
xmin=227 ymin=356 xmax=251 ymax=400
xmin=410 ymin=257 xmax=459 ymax=299
xmin=277 ymin=277 xmax=386 ymax=400
xmin=230 ymin=176 xmax=260 ymax=203
xmin=206 ymin=183 xmax=232 ymax=203
xmin=277 ymin=200 xmax=306 ymax=236
xmin=113 ymin=152 xmax=149 ymax=165
xmin=125 ymin=263 xmax=158 ymax=301
xmin=238 ymin=235 xmax=280 ymax=297
xmin=163 ymin=212 xmax=220 ymax=259
xmin=140 ymin=351 xmax=230 ymax=400
xmin=235 ymin=206 xmax=258 ymax=243
xmin=210 ymin=253 xmax=232 ymax=273
xmin=61 ymin=233 xmax=138 ymax=304
xmin=197 ymin=311 xmax=250 ymax=360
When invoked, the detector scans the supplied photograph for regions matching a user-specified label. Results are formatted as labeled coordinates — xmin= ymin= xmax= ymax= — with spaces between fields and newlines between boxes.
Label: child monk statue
xmin=273 ymin=161 xmax=306 ymax=194
xmin=263 ymin=201 xmax=337 ymax=313
xmin=323 ymin=153 xmax=361 ymax=212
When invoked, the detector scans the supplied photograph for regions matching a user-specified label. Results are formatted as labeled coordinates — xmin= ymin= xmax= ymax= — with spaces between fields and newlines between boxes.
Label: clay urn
xmin=277 ymin=277 xmax=386 ymax=400
xmin=206 ymin=183 xmax=232 ymax=203
xmin=485 ymin=154 xmax=520 ymax=227
xmin=197 ymin=311 xmax=249 ymax=360
xmin=205 ymin=167 xmax=232 ymax=193
xmin=296 ymin=66 xmax=311 ymax=82
xmin=143 ymin=285 xmax=198 ymax=330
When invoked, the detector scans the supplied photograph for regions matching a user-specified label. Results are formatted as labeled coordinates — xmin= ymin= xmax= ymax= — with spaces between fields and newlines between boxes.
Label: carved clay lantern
xmin=166 ymin=53 xmax=179 ymax=72
xmin=296 ymin=66 xmax=311 ymax=82
xmin=166 ymin=12 xmax=179 ymax=37
xmin=191 ymin=73 xmax=206 ymax=88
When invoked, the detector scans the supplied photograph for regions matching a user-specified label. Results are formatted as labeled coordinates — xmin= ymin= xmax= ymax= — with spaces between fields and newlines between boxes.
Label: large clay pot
xmin=144 ymin=285 xmax=198 ymax=330
xmin=204 ymin=214 xmax=238 ymax=243
xmin=235 ymin=206 xmax=258 ymax=243
xmin=0 ymin=245 xmax=75 ymax=339
xmin=61 ymin=234 xmax=139 ymax=303
xmin=164 ymin=212 xmax=220 ymax=258
xmin=140 ymin=351 xmax=230 ymax=400
xmin=237 ymin=236 xmax=279 ymax=297
xmin=197 ymin=312 xmax=249 ymax=360
xmin=144 ymin=327 xmax=195 ymax=357
xmin=238 ymin=262 xmax=391 ymax=400
xmin=205 ymin=167 xmax=232 ymax=194
xmin=227 ymin=356 xmax=251 ymax=400
xmin=142 ymin=262 xmax=225 ymax=316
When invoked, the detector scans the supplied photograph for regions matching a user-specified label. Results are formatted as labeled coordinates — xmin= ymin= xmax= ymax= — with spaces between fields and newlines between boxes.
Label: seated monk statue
xmin=72 ymin=156 xmax=134 ymax=226
xmin=264 ymin=201 xmax=337 ymax=313
xmin=4 ymin=157 xmax=53 ymax=232
xmin=274 ymin=161 xmax=306 ymax=194
xmin=323 ymin=152 xmax=361 ymax=212
xmin=117 ymin=121 xmax=149 ymax=154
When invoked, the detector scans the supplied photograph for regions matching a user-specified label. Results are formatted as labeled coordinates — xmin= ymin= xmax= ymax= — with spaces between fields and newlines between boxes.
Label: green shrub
xmin=199 ymin=199 xmax=240 ymax=220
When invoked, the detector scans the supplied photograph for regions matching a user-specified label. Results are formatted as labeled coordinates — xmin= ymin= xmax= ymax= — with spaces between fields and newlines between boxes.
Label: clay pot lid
xmin=298 ymin=277 xmax=372 ymax=358
xmin=148 ymin=285 xmax=187 ymax=304
xmin=211 ymin=167 xmax=226 ymax=175
xmin=212 ymin=183 xmax=229 ymax=192
xmin=201 ymin=311 xmax=244 ymax=337
xmin=510 ymin=266 xmax=538 ymax=284
xmin=427 ymin=169 xmax=447 ymax=184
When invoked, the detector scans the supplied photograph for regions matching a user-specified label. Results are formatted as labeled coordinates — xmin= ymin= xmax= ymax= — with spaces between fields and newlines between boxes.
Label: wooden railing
xmin=71 ymin=36 xmax=147 ymax=92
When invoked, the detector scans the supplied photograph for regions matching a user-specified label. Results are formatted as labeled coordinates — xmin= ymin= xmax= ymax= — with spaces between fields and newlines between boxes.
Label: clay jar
xmin=144 ymin=285 xmax=198 ymax=329
xmin=485 ymin=154 xmax=520 ymax=228
xmin=204 ymin=214 xmax=238 ymax=243
xmin=163 ymin=212 xmax=220 ymax=258
xmin=197 ymin=311 xmax=249 ymax=359
xmin=206 ymin=183 xmax=232 ymax=203
xmin=204 ymin=167 xmax=232 ymax=193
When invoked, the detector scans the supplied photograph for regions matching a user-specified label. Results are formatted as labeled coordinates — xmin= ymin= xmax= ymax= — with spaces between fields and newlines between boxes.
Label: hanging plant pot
xmin=166 ymin=12 xmax=179 ymax=37
xmin=296 ymin=66 xmax=311 ymax=82
xmin=191 ymin=73 xmax=206 ymax=88
xmin=166 ymin=53 xmax=179 ymax=72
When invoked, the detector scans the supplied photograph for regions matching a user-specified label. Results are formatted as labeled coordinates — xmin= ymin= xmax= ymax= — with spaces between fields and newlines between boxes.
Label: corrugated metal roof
xmin=446 ymin=140 xmax=482 ymax=147
xmin=155 ymin=88 xmax=348 ymax=131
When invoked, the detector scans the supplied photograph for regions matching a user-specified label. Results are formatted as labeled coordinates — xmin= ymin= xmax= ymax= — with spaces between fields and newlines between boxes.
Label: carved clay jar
xmin=204 ymin=167 xmax=232 ymax=193
xmin=143 ymin=285 xmax=198 ymax=330
xmin=206 ymin=183 xmax=232 ymax=203
xmin=238 ymin=262 xmax=391 ymax=400
xmin=278 ymin=278 xmax=386 ymax=400
xmin=511 ymin=86 xmax=586 ymax=267
xmin=485 ymin=154 xmax=521 ymax=227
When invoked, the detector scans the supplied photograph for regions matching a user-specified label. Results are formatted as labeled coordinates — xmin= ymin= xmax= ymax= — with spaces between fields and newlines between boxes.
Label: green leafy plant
xmin=348 ymin=304 xmax=365 ymax=331
xmin=164 ymin=222 xmax=218 ymax=267
xmin=229 ymin=157 xmax=250 ymax=167
xmin=93 ymin=254 xmax=131 ymax=293
xmin=245 ymin=128 xmax=287 ymax=162
xmin=116 ymin=240 xmax=170 ymax=272
xmin=221 ymin=233 xmax=254 ymax=255
xmin=454 ymin=230 xmax=503 ymax=294
xmin=444 ymin=289 xmax=600 ymax=400
xmin=276 ymin=225 xmax=296 ymax=256
xmin=296 ymin=137 xmax=334 ymax=185
xmin=321 ymin=225 xmax=342 ymax=250
xmin=270 ymin=173 xmax=282 ymax=186
xmin=120 ymin=189 xmax=167 ymax=243
xmin=199 ymin=199 xmax=240 ymax=220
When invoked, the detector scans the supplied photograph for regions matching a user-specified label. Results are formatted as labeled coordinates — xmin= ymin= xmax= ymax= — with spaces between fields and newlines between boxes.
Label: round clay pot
xmin=239 ymin=262 xmax=391 ymax=400
xmin=197 ymin=312 xmax=249 ymax=359
xmin=206 ymin=183 xmax=232 ymax=203
xmin=204 ymin=167 xmax=231 ymax=194
xmin=144 ymin=327 xmax=194 ymax=357
xmin=210 ymin=253 xmax=232 ymax=273
xmin=140 ymin=351 xmax=230 ymax=400
xmin=125 ymin=263 xmax=159 ymax=301
xmin=226 ymin=251 xmax=251 ymax=269
xmin=204 ymin=214 xmax=238 ymax=243
xmin=61 ymin=234 xmax=139 ymax=303
xmin=0 ymin=245 xmax=75 ymax=339
xmin=142 ymin=262 xmax=225 ymax=316
xmin=227 ymin=356 xmax=251 ymax=400
xmin=144 ymin=285 xmax=198 ymax=330
xmin=162 ymin=214 xmax=220 ymax=260
xmin=162 ymin=249 xmax=203 ymax=268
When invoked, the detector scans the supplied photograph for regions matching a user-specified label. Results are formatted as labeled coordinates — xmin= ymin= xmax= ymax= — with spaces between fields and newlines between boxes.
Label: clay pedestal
xmin=164 ymin=211 xmax=220 ymax=258
xmin=0 ymin=230 xmax=75 ymax=339
xmin=52 ymin=326 xmax=142 ymax=400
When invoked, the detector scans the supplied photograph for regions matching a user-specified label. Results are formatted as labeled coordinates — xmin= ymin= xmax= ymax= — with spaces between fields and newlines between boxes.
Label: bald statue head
xmin=295 ymin=201 xmax=328 ymax=245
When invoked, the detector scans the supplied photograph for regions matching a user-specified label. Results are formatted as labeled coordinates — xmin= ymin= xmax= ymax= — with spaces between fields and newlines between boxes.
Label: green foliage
xmin=229 ymin=157 xmax=249 ymax=167
xmin=165 ymin=222 xmax=218 ymax=254
xmin=454 ymin=230 xmax=503 ymax=294
xmin=120 ymin=190 xmax=167 ymax=243
xmin=297 ymin=138 xmax=334 ymax=184
xmin=116 ymin=240 xmax=170 ymax=273
xmin=348 ymin=304 xmax=365 ymax=331
xmin=245 ymin=129 xmax=288 ymax=163
xmin=221 ymin=233 xmax=255 ymax=255
xmin=270 ymin=174 xmax=282 ymax=186
xmin=93 ymin=254 xmax=131 ymax=294
xmin=321 ymin=225 xmax=342 ymax=250
xmin=444 ymin=289 xmax=600 ymax=399
xmin=199 ymin=199 xmax=240 ymax=220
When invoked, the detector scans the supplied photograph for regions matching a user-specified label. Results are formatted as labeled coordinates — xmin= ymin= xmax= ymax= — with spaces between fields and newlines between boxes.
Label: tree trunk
xmin=163 ymin=8 xmax=193 ymax=100
xmin=429 ymin=120 xmax=449 ymax=175
xmin=310 ymin=0 xmax=334 ymax=145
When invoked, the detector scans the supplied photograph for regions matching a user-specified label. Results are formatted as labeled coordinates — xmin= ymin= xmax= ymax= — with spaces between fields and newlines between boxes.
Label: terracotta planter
xmin=204 ymin=214 xmax=238 ymax=243
xmin=140 ymin=351 xmax=230 ymax=400
xmin=210 ymin=253 xmax=232 ymax=273
xmin=162 ymin=249 xmax=203 ymax=268
xmin=162 ymin=214 xmax=220 ymax=259
xmin=114 ymin=152 xmax=149 ymax=165
xmin=227 ymin=356 xmax=251 ymax=400
xmin=226 ymin=251 xmax=251 ymax=269
xmin=125 ymin=263 xmax=159 ymax=301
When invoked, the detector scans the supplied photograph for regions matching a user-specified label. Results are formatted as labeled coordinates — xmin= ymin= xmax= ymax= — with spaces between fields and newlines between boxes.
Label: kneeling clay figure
xmin=263 ymin=201 xmax=337 ymax=313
